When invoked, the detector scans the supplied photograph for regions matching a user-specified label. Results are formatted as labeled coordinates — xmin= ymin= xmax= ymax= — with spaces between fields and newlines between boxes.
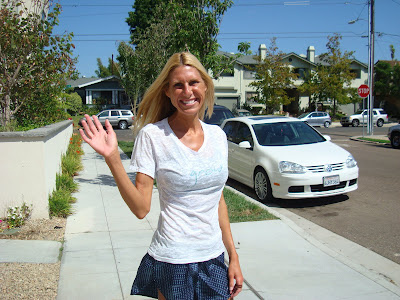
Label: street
xmin=116 ymin=123 xmax=400 ymax=265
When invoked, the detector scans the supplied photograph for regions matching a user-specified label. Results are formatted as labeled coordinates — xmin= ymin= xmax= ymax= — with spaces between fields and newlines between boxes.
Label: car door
xmin=308 ymin=112 xmax=319 ymax=126
xmin=233 ymin=122 xmax=255 ymax=184
xmin=222 ymin=121 xmax=240 ymax=179
xmin=109 ymin=110 xmax=120 ymax=126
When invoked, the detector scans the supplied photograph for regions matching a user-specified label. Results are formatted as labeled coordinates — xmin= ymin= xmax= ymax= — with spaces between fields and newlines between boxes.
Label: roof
xmin=66 ymin=75 xmax=120 ymax=88
xmin=227 ymin=115 xmax=300 ymax=124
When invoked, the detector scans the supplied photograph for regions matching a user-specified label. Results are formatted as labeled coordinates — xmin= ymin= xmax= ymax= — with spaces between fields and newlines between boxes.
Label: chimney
xmin=259 ymin=44 xmax=267 ymax=60
xmin=307 ymin=46 xmax=315 ymax=63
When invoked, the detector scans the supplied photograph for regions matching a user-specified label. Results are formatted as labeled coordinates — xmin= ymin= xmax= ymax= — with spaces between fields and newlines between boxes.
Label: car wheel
xmin=254 ymin=168 xmax=272 ymax=202
xmin=352 ymin=119 xmax=359 ymax=127
xmin=376 ymin=119 xmax=384 ymax=127
xmin=391 ymin=132 xmax=400 ymax=149
xmin=324 ymin=121 xmax=330 ymax=128
xmin=118 ymin=121 xmax=128 ymax=130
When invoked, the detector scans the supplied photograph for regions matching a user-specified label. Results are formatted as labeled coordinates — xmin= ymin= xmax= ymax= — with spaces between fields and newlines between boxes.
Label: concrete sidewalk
xmin=53 ymin=142 xmax=400 ymax=299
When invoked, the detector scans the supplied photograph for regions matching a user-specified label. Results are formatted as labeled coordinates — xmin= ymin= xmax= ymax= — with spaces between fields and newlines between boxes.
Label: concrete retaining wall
xmin=0 ymin=120 xmax=73 ymax=219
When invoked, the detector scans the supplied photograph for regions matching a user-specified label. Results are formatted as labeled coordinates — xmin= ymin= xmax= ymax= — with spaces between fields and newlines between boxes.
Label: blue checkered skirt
xmin=131 ymin=252 xmax=231 ymax=299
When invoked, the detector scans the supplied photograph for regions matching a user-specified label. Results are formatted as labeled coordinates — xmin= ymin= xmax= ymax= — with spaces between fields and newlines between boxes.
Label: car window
xmin=235 ymin=122 xmax=254 ymax=147
xmin=111 ymin=111 xmax=119 ymax=117
xmin=121 ymin=111 xmax=131 ymax=116
xmin=98 ymin=111 xmax=109 ymax=118
xmin=252 ymin=121 xmax=325 ymax=146
xmin=310 ymin=113 xmax=317 ymax=118
xmin=373 ymin=111 xmax=377 ymax=115
xmin=298 ymin=113 xmax=308 ymax=119
xmin=205 ymin=108 xmax=234 ymax=125
xmin=222 ymin=121 xmax=237 ymax=142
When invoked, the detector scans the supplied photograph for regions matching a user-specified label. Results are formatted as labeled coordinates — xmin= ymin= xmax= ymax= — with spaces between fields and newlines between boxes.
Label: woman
xmin=79 ymin=52 xmax=243 ymax=299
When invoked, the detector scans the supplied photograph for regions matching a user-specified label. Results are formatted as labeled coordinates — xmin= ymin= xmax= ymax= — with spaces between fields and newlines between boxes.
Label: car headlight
xmin=346 ymin=155 xmax=357 ymax=168
xmin=279 ymin=161 xmax=306 ymax=174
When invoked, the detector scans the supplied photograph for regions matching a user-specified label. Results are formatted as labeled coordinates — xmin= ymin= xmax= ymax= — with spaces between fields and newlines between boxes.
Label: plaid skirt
xmin=131 ymin=252 xmax=231 ymax=300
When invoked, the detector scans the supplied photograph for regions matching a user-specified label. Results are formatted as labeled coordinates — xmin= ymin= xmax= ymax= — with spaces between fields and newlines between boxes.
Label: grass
xmin=118 ymin=141 xmax=277 ymax=223
xmin=118 ymin=141 xmax=134 ymax=158
xmin=358 ymin=137 xmax=390 ymax=144
xmin=223 ymin=188 xmax=277 ymax=223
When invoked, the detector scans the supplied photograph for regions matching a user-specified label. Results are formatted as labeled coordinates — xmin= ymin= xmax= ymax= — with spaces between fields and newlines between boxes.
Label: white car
xmin=221 ymin=116 xmax=359 ymax=201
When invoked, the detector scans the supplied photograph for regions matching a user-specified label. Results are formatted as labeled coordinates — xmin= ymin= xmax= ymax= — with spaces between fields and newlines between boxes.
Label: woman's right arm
xmin=79 ymin=115 xmax=153 ymax=219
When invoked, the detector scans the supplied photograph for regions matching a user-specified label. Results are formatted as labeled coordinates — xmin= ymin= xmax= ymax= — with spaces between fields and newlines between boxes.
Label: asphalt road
xmin=116 ymin=123 xmax=400 ymax=265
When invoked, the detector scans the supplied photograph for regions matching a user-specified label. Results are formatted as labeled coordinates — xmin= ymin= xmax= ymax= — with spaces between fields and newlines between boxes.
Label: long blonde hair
xmin=133 ymin=52 xmax=215 ymax=134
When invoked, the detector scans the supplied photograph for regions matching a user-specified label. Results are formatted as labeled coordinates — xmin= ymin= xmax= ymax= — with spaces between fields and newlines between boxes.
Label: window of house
xmin=294 ymin=68 xmax=306 ymax=79
xmin=220 ymin=69 xmax=234 ymax=77
xmin=246 ymin=92 xmax=258 ymax=103
xmin=350 ymin=69 xmax=361 ymax=79
xmin=244 ymin=68 xmax=256 ymax=79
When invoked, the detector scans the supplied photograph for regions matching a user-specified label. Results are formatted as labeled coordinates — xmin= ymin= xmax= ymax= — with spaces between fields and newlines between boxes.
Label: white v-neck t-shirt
xmin=130 ymin=118 xmax=228 ymax=264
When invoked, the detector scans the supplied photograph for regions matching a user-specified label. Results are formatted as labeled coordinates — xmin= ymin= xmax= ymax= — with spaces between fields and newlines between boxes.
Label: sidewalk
xmin=53 ymin=143 xmax=400 ymax=299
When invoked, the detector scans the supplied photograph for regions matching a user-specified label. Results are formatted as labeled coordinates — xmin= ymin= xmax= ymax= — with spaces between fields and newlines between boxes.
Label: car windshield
xmin=252 ymin=121 xmax=326 ymax=146
xmin=354 ymin=110 xmax=364 ymax=115
xmin=298 ymin=113 xmax=309 ymax=119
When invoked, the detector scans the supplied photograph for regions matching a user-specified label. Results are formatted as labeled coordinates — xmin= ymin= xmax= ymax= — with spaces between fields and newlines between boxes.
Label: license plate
xmin=323 ymin=175 xmax=340 ymax=187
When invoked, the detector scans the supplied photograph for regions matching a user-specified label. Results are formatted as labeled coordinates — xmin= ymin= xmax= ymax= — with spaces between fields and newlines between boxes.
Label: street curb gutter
xmin=225 ymin=186 xmax=400 ymax=297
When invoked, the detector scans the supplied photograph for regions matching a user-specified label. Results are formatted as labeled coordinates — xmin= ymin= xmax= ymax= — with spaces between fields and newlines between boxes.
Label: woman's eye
xmin=190 ymin=81 xmax=199 ymax=86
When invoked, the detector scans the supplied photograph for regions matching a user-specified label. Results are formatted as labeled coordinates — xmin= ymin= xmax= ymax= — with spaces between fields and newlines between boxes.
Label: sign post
xmin=358 ymin=84 xmax=371 ymax=136
xmin=358 ymin=84 xmax=370 ymax=98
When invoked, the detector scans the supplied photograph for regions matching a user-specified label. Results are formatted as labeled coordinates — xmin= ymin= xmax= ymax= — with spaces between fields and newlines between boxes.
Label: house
xmin=212 ymin=45 xmax=368 ymax=116
xmin=66 ymin=76 xmax=130 ymax=109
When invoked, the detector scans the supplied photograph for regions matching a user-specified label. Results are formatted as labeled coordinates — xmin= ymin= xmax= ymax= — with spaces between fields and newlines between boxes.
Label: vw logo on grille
xmin=325 ymin=164 xmax=333 ymax=172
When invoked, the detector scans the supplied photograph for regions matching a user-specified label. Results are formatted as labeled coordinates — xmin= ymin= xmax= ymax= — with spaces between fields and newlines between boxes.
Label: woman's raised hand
xmin=79 ymin=114 xmax=119 ymax=159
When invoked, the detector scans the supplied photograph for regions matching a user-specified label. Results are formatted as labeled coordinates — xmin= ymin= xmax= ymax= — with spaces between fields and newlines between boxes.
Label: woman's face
xmin=165 ymin=65 xmax=207 ymax=118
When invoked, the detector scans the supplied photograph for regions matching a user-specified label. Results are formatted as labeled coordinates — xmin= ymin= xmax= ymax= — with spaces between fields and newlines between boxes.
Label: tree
xmin=95 ymin=57 xmax=120 ymax=78
xmin=375 ymin=61 xmax=400 ymax=116
xmin=124 ymin=0 xmax=234 ymax=77
xmin=390 ymin=44 xmax=395 ymax=60
xmin=0 ymin=0 xmax=76 ymax=128
xmin=249 ymin=38 xmax=298 ymax=113
xmin=308 ymin=34 xmax=357 ymax=116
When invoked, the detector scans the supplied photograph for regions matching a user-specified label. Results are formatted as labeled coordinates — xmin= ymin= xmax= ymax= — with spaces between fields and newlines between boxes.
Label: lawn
xmin=118 ymin=141 xmax=278 ymax=223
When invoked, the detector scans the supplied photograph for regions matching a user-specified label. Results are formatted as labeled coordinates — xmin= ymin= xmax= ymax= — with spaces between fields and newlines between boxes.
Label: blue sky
xmin=53 ymin=0 xmax=400 ymax=78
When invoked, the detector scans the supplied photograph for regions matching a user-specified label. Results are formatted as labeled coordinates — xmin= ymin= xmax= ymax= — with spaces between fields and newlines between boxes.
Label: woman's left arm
xmin=219 ymin=193 xmax=244 ymax=298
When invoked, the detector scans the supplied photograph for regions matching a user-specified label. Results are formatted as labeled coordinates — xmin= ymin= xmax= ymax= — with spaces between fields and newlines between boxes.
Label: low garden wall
xmin=0 ymin=120 xmax=73 ymax=219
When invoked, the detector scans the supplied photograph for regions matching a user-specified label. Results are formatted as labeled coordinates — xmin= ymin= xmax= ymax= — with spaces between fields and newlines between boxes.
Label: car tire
xmin=324 ymin=121 xmax=330 ymax=128
xmin=391 ymin=132 xmax=400 ymax=149
xmin=352 ymin=119 xmax=359 ymax=127
xmin=118 ymin=120 xmax=128 ymax=130
xmin=254 ymin=168 xmax=272 ymax=202
xmin=376 ymin=119 xmax=384 ymax=127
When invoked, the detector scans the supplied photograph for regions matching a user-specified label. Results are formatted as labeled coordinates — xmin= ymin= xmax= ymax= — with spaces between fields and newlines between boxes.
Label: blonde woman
xmin=79 ymin=52 xmax=243 ymax=299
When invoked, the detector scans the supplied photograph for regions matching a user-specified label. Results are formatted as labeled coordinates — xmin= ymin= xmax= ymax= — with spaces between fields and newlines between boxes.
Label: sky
xmin=53 ymin=0 xmax=400 ymax=78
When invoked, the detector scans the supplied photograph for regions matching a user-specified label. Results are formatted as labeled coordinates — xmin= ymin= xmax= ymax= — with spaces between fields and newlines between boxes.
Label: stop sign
xmin=358 ymin=84 xmax=370 ymax=98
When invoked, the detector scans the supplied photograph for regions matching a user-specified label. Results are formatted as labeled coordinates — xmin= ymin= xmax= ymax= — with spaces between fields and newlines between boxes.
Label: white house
xmin=212 ymin=45 xmax=368 ymax=116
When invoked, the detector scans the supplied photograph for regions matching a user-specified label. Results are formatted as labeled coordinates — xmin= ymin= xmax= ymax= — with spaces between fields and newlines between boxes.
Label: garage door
xmin=215 ymin=97 xmax=239 ymax=111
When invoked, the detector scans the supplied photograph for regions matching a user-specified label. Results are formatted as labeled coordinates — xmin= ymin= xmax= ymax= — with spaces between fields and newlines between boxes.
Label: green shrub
xmin=49 ymin=133 xmax=83 ymax=217
xmin=56 ymin=173 xmax=78 ymax=193
xmin=49 ymin=189 xmax=74 ymax=217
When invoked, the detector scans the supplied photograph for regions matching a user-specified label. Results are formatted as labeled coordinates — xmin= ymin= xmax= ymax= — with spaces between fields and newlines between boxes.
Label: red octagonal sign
xmin=358 ymin=84 xmax=370 ymax=98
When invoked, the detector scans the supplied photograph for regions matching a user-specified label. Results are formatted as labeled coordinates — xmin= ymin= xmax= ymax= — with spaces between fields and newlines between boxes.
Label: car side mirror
xmin=323 ymin=135 xmax=331 ymax=141
xmin=238 ymin=141 xmax=252 ymax=149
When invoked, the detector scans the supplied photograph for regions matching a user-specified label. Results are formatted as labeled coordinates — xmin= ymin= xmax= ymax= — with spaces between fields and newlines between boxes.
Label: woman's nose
xmin=182 ymin=83 xmax=192 ymax=96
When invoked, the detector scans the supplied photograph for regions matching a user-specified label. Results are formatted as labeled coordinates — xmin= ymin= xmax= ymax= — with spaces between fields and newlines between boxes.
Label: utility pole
xmin=367 ymin=0 xmax=375 ymax=135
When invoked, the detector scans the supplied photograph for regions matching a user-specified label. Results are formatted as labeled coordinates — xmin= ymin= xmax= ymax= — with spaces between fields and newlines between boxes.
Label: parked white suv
xmin=388 ymin=123 xmax=400 ymax=149
xmin=79 ymin=109 xmax=134 ymax=130
xmin=340 ymin=108 xmax=388 ymax=127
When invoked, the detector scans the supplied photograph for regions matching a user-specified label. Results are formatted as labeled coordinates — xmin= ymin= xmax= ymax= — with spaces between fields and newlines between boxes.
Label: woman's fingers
xmin=92 ymin=115 xmax=104 ymax=132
